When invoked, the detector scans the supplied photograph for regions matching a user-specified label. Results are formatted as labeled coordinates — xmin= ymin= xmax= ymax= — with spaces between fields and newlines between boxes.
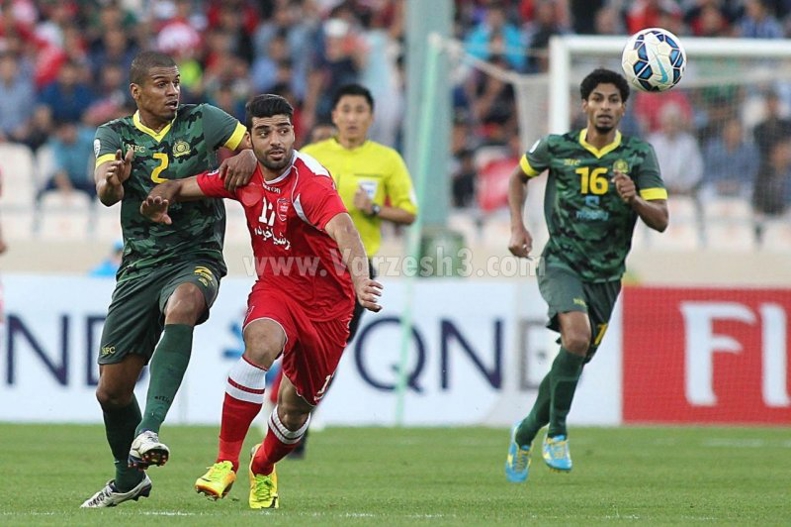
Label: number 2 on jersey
xmin=576 ymin=167 xmax=609 ymax=195
xmin=151 ymin=152 xmax=169 ymax=183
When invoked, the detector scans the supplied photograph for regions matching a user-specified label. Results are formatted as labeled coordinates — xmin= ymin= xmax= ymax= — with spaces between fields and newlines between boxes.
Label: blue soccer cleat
xmin=542 ymin=434 xmax=572 ymax=472
xmin=505 ymin=424 xmax=532 ymax=483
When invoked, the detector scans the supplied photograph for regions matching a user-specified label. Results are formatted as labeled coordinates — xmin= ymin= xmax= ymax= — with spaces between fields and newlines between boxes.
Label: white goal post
xmin=548 ymin=35 xmax=791 ymax=134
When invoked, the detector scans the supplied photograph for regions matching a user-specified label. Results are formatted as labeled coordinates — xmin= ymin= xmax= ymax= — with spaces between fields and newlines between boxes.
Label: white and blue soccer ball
xmin=621 ymin=28 xmax=686 ymax=93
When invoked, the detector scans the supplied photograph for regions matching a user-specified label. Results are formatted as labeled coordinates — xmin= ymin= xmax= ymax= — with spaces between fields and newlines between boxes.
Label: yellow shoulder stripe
xmin=96 ymin=153 xmax=116 ymax=168
xmin=519 ymin=155 xmax=540 ymax=177
xmin=639 ymin=188 xmax=668 ymax=200
xmin=223 ymin=123 xmax=247 ymax=151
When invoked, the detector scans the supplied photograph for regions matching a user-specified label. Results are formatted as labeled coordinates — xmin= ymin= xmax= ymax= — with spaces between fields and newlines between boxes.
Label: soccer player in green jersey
xmin=81 ymin=51 xmax=257 ymax=508
xmin=504 ymin=68 xmax=669 ymax=482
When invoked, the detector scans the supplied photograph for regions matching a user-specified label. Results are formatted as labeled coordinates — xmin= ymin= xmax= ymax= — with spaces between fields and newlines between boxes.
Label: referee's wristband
xmin=369 ymin=204 xmax=381 ymax=217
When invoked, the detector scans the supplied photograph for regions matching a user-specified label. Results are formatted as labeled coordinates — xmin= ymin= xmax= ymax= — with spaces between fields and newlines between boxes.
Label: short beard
xmin=262 ymin=152 xmax=291 ymax=172
xmin=593 ymin=123 xmax=614 ymax=134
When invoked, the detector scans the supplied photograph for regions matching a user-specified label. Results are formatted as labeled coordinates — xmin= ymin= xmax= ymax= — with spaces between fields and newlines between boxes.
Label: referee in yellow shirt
xmin=302 ymin=83 xmax=418 ymax=340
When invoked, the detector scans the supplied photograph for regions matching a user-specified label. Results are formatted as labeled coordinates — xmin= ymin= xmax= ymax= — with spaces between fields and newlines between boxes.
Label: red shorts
xmin=243 ymin=287 xmax=353 ymax=406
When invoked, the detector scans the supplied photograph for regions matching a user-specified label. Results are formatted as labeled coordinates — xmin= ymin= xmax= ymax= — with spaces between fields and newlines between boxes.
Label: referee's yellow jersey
xmin=300 ymin=138 xmax=418 ymax=257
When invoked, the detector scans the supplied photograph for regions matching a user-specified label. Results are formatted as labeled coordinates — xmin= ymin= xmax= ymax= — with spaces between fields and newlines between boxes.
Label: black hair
xmin=580 ymin=68 xmax=630 ymax=103
xmin=331 ymin=83 xmax=374 ymax=112
xmin=244 ymin=93 xmax=294 ymax=129
xmin=129 ymin=51 xmax=177 ymax=85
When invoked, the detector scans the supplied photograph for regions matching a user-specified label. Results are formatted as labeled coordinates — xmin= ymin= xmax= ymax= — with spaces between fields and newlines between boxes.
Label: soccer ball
xmin=621 ymin=28 xmax=686 ymax=92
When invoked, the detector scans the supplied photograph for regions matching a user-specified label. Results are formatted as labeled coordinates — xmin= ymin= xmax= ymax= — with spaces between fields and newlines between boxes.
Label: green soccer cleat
xmin=542 ymin=434 xmax=572 ymax=472
xmin=505 ymin=424 xmax=532 ymax=483
xmin=80 ymin=475 xmax=152 ymax=508
xmin=195 ymin=461 xmax=236 ymax=500
xmin=248 ymin=444 xmax=279 ymax=509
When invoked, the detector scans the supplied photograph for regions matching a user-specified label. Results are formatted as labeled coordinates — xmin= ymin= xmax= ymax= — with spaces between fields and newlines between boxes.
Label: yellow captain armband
xmin=96 ymin=153 xmax=117 ymax=168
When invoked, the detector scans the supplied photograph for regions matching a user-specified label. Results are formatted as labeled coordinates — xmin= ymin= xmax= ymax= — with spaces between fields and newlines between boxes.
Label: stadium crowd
xmin=0 ymin=0 xmax=789 ymax=243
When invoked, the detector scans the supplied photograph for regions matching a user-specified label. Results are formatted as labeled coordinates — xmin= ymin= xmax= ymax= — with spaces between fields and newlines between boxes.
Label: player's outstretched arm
xmin=95 ymin=148 xmax=133 ymax=206
xmin=507 ymin=165 xmax=533 ymax=258
xmin=325 ymin=213 xmax=383 ymax=313
xmin=140 ymin=177 xmax=206 ymax=224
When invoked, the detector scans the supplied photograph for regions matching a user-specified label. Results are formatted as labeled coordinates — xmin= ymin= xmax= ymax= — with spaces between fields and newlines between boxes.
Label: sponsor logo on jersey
xmin=263 ymin=184 xmax=281 ymax=193
xmin=573 ymin=297 xmax=587 ymax=307
xmin=100 ymin=346 xmax=116 ymax=357
xmin=575 ymin=208 xmax=610 ymax=221
xmin=93 ymin=139 xmax=101 ymax=157
xmin=125 ymin=143 xmax=147 ymax=154
xmin=563 ymin=158 xmax=581 ymax=166
xmin=172 ymin=139 xmax=191 ymax=158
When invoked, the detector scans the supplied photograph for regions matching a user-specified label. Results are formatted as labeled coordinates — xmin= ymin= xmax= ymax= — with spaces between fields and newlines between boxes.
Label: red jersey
xmin=196 ymin=152 xmax=355 ymax=320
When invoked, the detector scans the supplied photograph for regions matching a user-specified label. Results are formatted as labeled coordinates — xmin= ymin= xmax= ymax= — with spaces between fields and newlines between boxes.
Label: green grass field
xmin=1 ymin=424 xmax=789 ymax=526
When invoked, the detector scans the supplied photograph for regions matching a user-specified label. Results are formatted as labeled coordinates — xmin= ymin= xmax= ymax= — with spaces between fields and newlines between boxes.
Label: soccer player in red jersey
xmin=140 ymin=94 xmax=382 ymax=509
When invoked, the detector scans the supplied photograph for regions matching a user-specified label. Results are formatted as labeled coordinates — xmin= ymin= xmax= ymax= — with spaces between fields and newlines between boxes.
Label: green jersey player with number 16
xmin=505 ymin=68 xmax=668 ymax=483
xmin=81 ymin=51 xmax=257 ymax=508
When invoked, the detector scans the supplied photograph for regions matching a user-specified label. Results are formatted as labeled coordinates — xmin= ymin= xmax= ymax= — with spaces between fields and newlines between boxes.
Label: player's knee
xmin=277 ymin=400 xmax=310 ymax=431
xmin=243 ymin=326 xmax=286 ymax=369
xmin=95 ymin=383 xmax=133 ymax=409
xmin=561 ymin=332 xmax=590 ymax=356
xmin=164 ymin=284 xmax=205 ymax=324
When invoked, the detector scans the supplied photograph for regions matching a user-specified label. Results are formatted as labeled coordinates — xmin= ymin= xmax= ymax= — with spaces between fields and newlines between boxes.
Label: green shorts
xmin=98 ymin=260 xmax=221 ymax=365
xmin=538 ymin=264 xmax=621 ymax=361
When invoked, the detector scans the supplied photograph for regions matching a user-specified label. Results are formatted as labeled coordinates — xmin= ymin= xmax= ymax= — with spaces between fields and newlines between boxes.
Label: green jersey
xmin=521 ymin=129 xmax=667 ymax=282
xmin=94 ymin=104 xmax=246 ymax=281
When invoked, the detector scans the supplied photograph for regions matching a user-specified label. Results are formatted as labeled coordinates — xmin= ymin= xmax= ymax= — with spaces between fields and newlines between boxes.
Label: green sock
xmin=515 ymin=373 xmax=551 ymax=447
xmin=136 ymin=324 xmax=193 ymax=435
xmin=547 ymin=347 xmax=585 ymax=438
xmin=103 ymin=397 xmax=143 ymax=492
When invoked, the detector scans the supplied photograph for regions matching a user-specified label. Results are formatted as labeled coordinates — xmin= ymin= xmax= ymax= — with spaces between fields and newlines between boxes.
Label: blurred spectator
xmin=625 ymin=0 xmax=683 ymax=34
xmin=37 ymin=60 xmax=95 ymax=123
xmin=20 ymin=104 xmax=54 ymax=153
xmin=701 ymin=117 xmax=759 ymax=199
xmin=38 ymin=120 xmax=96 ymax=200
xmin=738 ymin=0 xmax=784 ymax=38
xmin=753 ymin=140 xmax=791 ymax=240
xmin=685 ymin=1 xmax=738 ymax=37
xmin=0 ymin=51 xmax=34 ymax=143
xmin=463 ymin=0 xmax=525 ymax=72
xmin=524 ymin=0 xmax=569 ymax=73
xmin=304 ymin=12 xmax=367 ymax=130
xmin=753 ymin=90 xmax=791 ymax=160
xmin=252 ymin=0 xmax=316 ymax=102
xmin=648 ymin=102 xmax=704 ymax=197
xmin=304 ymin=119 xmax=336 ymax=147
xmin=89 ymin=27 xmax=137 ymax=80
xmin=358 ymin=0 xmax=405 ymax=148
xmin=89 ymin=239 xmax=123 ymax=278
xmin=634 ymin=89 xmax=694 ymax=135
xmin=250 ymin=30 xmax=292 ymax=94
xmin=451 ymin=147 xmax=476 ymax=208
xmin=569 ymin=0 xmax=607 ymax=34
xmin=83 ymin=62 xmax=134 ymax=127
xmin=211 ymin=3 xmax=255 ymax=65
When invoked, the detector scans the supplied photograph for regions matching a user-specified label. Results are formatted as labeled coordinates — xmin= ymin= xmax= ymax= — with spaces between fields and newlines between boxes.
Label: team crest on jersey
xmin=276 ymin=198 xmax=290 ymax=222
xmin=613 ymin=159 xmax=629 ymax=174
xmin=172 ymin=139 xmax=191 ymax=158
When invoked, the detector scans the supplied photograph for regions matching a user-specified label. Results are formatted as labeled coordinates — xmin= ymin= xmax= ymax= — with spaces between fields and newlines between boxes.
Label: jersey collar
xmin=133 ymin=111 xmax=176 ymax=142
xmin=579 ymin=129 xmax=622 ymax=158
